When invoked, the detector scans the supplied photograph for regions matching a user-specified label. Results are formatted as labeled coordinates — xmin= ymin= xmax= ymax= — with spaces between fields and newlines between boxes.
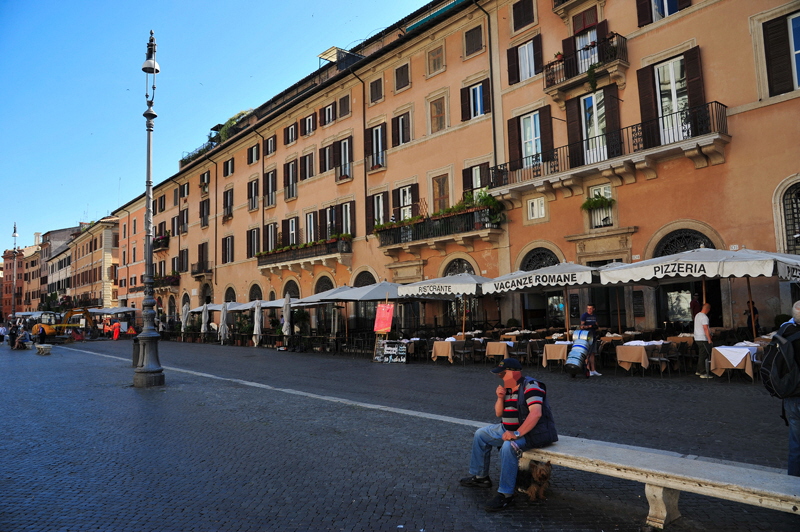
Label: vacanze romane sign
xmin=490 ymin=272 xmax=580 ymax=291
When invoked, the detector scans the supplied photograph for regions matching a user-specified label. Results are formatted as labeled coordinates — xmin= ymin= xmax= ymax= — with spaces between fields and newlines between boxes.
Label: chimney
xmin=34 ymin=232 xmax=41 ymax=245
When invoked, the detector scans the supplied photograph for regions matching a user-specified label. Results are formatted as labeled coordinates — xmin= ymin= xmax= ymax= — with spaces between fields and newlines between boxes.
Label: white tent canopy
xmin=599 ymin=248 xmax=800 ymax=285
xmin=483 ymin=263 xmax=598 ymax=295
xmin=293 ymin=285 xmax=354 ymax=305
xmin=397 ymin=272 xmax=492 ymax=297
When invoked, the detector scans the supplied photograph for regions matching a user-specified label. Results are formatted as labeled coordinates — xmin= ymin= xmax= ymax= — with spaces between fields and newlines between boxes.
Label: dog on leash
xmin=515 ymin=460 xmax=552 ymax=501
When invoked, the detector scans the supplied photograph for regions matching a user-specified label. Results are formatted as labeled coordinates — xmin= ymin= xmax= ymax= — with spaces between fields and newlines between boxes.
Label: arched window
xmin=224 ymin=287 xmax=237 ymax=302
xmin=315 ymin=276 xmax=334 ymax=294
xmin=353 ymin=271 xmax=377 ymax=287
xmin=200 ymin=283 xmax=213 ymax=305
xmin=249 ymin=284 xmax=262 ymax=301
xmin=520 ymin=248 xmax=559 ymax=271
xmin=653 ymin=229 xmax=714 ymax=257
xmin=268 ymin=291 xmax=276 ymax=301
xmin=168 ymin=296 xmax=176 ymax=320
xmin=443 ymin=259 xmax=475 ymax=276
xmin=783 ymin=183 xmax=800 ymax=255
xmin=283 ymin=280 xmax=300 ymax=299
xmin=181 ymin=293 xmax=190 ymax=308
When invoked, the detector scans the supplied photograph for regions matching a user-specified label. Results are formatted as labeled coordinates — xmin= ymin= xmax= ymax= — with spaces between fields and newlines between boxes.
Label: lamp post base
xmin=134 ymin=371 xmax=165 ymax=388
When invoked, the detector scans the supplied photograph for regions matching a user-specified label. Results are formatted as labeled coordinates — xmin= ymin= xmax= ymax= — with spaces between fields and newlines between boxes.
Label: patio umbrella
xmin=200 ymin=303 xmax=209 ymax=334
xmin=181 ymin=303 xmax=189 ymax=336
xmin=398 ymin=273 xmax=491 ymax=335
xmin=293 ymin=285 xmax=354 ymax=305
xmin=282 ymin=296 xmax=292 ymax=336
xmin=320 ymin=281 xmax=404 ymax=302
xmin=252 ymin=300 xmax=262 ymax=347
xmin=219 ymin=303 xmax=229 ymax=344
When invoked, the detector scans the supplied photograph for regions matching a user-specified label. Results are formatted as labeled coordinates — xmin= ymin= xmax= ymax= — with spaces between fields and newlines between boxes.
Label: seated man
xmin=15 ymin=328 xmax=32 ymax=349
xmin=459 ymin=358 xmax=558 ymax=511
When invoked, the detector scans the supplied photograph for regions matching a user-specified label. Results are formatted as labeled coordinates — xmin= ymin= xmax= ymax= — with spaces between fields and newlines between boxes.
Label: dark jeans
xmin=786 ymin=396 xmax=800 ymax=476
xmin=696 ymin=340 xmax=711 ymax=374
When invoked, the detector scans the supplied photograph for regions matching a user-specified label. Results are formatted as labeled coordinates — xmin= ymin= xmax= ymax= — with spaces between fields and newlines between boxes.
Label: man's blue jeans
xmin=469 ymin=424 xmax=530 ymax=495
xmin=785 ymin=396 xmax=800 ymax=476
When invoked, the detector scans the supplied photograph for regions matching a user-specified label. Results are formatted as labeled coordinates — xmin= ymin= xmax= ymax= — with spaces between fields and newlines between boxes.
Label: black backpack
xmin=761 ymin=323 xmax=800 ymax=399
xmin=517 ymin=376 xmax=558 ymax=448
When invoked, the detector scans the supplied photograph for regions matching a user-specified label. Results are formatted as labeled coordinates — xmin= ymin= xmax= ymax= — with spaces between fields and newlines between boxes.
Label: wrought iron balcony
xmin=153 ymin=275 xmax=180 ymax=288
xmin=153 ymin=235 xmax=170 ymax=252
xmin=366 ymin=151 xmax=387 ymax=172
xmin=489 ymin=101 xmax=729 ymax=196
xmin=264 ymin=191 xmax=277 ymax=207
xmin=222 ymin=205 xmax=233 ymax=220
xmin=544 ymin=33 xmax=628 ymax=89
xmin=248 ymin=196 xmax=259 ymax=210
xmin=191 ymin=260 xmax=213 ymax=278
xmin=335 ymin=163 xmax=352 ymax=183
xmin=256 ymin=238 xmax=352 ymax=274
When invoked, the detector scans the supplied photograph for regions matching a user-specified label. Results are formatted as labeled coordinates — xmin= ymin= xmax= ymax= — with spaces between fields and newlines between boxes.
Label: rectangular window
xmin=428 ymin=45 xmax=444 ymax=75
xmin=470 ymin=83 xmax=485 ymax=118
xmin=300 ymin=153 xmax=314 ymax=180
xmin=285 ymin=160 xmax=298 ymax=200
xmin=374 ymin=194 xmax=386 ymax=226
xmin=179 ymin=182 xmax=189 ymax=198
xmin=264 ymin=223 xmax=277 ymax=252
xmin=465 ymin=26 xmax=483 ymax=56
xmin=223 ymin=158 xmax=235 ymax=177
xmin=369 ymin=125 xmax=385 ymax=168
xmin=223 ymin=189 xmax=234 ymax=218
xmin=179 ymin=209 xmax=188 ymax=233
xmin=518 ymin=40 xmax=536 ymax=82
xmin=133 ymin=219 xmax=137 ymax=234
xmin=306 ymin=212 xmax=316 ymax=243
xmin=370 ymin=78 xmax=383 ymax=103
xmin=222 ymin=236 xmax=235 ymax=264
xmin=247 ymin=180 xmax=259 ymax=210
xmin=158 ymin=194 xmax=166 ymax=211
xmin=655 ymin=56 xmax=689 ymax=143
xmin=179 ymin=249 xmax=189 ymax=272
xmin=520 ymin=111 xmax=542 ymax=166
xmin=398 ymin=186 xmax=414 ymax=221
xmin=338 ymin=95 xmax=350 ymax=117
xmin=247 ymin=144 xmax=260 ymax=164
xmin=246 ymin=228 xmax=260 ymax=258
xmin=512 ymin=0 xmax=535 ymax=31
xmin=288 ymin=218 xmax=298 ymax=246
xmin=122 ymin=223 xmax=127 ymax=239
xmin=338 ymin=138 xmax=352 ymax=180
xmin=263 ymin=170 xmax=277 ymax=207
xmin=323 ymin=103 xmax=335 ymax=125
xmin=392 ymin=112 xmax=411 ymax=147
xmin=528 ymin=197 xmax=545 ymax=220
xmin=430 ymin=97 xmax=446 ymax=133
xmin=789 ymin=13 xmax=800 ymax=90
xmin=652 ymin=0 xmax=680 ymax=22
xmin=432 ymin=175 xmax=449 ymax=213
xmin=320 ymin=145 xmax=333 ymax=173
xmin=581 ymin=91 xmax=607 ymax=164
xmin=285 ymin=124 xmax=297 ymax=144
xmin=341 ymin=202 xmax=352 ymax=236
xmin=763 ymin=13 xmax=800 ymax=96
xmin=587 ymin=184 xmax=613 ymax=228
xmin=264 ymin=135 xmax=276 ymax=155
xmin=301 ymin=114 xmax=315 ymax=136
xmin=395 ymin=64 xmax=410 ymax=91
xmin=200 ymin=199 xmax=210 ymax=227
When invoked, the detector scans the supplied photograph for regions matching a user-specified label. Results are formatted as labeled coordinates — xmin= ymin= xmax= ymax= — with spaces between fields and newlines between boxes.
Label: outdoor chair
xmin=647 ymin=343 xmax=672 ymax=378
xmin=509 ymin=340 xmax=529 ymax=365
xmin=453 ymin=339 xmax=473 ymax=365
xmin=472 ymin=339 xmax=487 ymax=363
xmin=528 ymin=339 xmax=545 ymax=367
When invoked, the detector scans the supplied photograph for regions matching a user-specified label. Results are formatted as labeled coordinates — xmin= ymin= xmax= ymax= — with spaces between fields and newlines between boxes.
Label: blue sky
xmin=0 ymin=0 xmax=426 ymax=251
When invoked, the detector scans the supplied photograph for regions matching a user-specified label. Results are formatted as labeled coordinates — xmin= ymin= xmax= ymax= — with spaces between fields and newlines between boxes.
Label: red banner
xmin=374 ymin=303 xmax=394 ymax=333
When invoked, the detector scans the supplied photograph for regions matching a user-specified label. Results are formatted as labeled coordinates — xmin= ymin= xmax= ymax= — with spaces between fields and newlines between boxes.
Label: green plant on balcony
xmin=580 ymin=193 xmax=616 ymax=211
xmin=587 ymin=62 xmax=602 ymax=91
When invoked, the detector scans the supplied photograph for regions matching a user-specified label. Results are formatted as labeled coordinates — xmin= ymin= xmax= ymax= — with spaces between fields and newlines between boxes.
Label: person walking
xmin=580 ymin=304 xmax=601 ymax=376
xmin=694 ymin=303 xmax=713 ymax=378
xmin=459 ymin=358 xmax=558 ymax=512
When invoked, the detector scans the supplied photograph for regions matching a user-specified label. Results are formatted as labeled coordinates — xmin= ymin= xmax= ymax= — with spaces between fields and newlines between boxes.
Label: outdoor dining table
xmin=485 ymin=341 xmax=510 ymax=359
xmin=432 ymin=341 xmax=464 ymax=363
xmin=710 ymin=346 xmax=755 ymax=379
xmin=667 ymin=336 xmax=694 ymax=347
xmin=499 ymin=334 xmax=517 ymax=342
xmin=615 ymin=344 xmax=665 ymax=372
xmin=542 ymin=342 xmax=571 ymax=367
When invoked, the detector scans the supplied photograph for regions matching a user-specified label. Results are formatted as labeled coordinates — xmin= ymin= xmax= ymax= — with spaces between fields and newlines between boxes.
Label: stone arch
xmin=314 ymin=275 xmax=335 ymax=293
xmin=168 ymin=296 xmax=176 ymax=319
xmin=350 ymin=266 xmax=379 ymax=287
xmin=282 ymin=279 xmax=300 ymax=299
xmin=199 ymin=283 xmax=213 ymax=305
xmin=268 ymin=290 xmax=276 ymax=301
xmin=248 ymin=284 xmax=263 ymax=301
xmin=224 ymin=286 xmax=237 ymax=302
xmin=643 ymin=220 xmax=725 ymax=259
xmin=772 ymin=173 xmax=800 ymax=253
xmin=436 ymin=252 xmax=479 ymax=278
xmin=181 ymin=292 xmax=191 ymax=308
xmin=514 ymin=241 xmax=566 ymax=271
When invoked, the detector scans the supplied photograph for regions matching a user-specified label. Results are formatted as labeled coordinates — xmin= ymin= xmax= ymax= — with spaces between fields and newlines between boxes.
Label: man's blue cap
xmin=490 ymin=357 xmax=522 ymax=373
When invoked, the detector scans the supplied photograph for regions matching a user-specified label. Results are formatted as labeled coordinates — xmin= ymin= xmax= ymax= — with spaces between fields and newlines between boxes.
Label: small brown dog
xmin=516 ymin=460 xmax=552 ymax=501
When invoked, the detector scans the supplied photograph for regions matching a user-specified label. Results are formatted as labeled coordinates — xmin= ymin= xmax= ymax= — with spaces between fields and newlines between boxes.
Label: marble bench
xmin=520 ymin=435 xmax=799 ymax=529
xmin=35 ymin=344 xmax=53 ymax=355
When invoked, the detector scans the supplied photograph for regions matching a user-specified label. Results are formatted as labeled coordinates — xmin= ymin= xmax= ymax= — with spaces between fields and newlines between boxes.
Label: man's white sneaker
xmin=590 ymin=371 xmax=602 ymax=376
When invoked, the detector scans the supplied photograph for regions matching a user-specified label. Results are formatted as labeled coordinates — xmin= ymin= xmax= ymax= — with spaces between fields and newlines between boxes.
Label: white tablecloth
xmin=715 ymin=346 xmax=757 ymax=366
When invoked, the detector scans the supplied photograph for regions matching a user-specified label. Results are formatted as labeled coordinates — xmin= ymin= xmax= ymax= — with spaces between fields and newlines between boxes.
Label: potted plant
xmin=554 ymin=51 xmax=563 ymax=60
xmin=580 ymin=193 xmax=616 ymax=211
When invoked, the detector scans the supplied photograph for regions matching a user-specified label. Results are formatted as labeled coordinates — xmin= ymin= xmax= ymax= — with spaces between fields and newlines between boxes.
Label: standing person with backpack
xmin=459 ymin=358 xmax=558 ymax=511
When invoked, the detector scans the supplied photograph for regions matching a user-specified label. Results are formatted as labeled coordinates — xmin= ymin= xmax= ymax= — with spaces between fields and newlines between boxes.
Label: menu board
xmin=373 ymin=339 xmax=407 ymax=363
xmin=633 ymin=290 xmax=646 ymax=318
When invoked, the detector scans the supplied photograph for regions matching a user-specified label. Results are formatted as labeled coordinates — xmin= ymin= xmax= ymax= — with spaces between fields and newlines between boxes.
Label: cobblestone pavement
xmin=1 ymin=339 xmax=798 ymax=532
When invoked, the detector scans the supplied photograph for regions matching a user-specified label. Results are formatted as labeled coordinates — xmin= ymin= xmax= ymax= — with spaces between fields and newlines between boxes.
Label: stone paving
xmin=1 ymin=339 xmax=798 ymax=531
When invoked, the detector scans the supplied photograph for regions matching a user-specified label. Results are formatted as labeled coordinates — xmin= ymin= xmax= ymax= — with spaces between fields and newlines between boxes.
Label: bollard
xmin=132 ymin=337 xmax=140 ymax=368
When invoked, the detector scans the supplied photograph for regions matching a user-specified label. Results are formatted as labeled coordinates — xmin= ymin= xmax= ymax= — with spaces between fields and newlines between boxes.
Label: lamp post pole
xmin=134 ymin=30 xmax=165 ymax=388
xmin=11 ymin=223 xmax=18 ymax=324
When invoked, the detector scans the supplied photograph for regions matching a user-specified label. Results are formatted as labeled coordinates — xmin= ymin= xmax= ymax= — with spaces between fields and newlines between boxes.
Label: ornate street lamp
xmin=134 ymin=30 xmax=165 ymax=387
xmin=10 ymin=223 xmax=18 ymax=323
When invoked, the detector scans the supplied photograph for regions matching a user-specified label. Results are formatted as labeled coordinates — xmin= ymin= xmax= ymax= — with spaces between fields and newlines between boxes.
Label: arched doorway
xmin=519 ymin=247 xmax=562 ymax=329
xmin=442 ymin=259 xmax=476 ymax=330
xmin=283 ymin=280 xmax=300 ymax=298
xmin=200 ymin=283 xmax=213 ymax=305
xmin=654 ymin=229 xmax=721 ymax=328
xmin=224 ymin=287 xmax=237 ymax=302
xmin=168 ymin=296 xmax=176 ymax=327
xmin=249 ymin=284 xmax=262 ymax=302
xmin=352 ymin=271 xmax=376 ymax=331
xmin=315 ymin=277 xmax=335 ymax=334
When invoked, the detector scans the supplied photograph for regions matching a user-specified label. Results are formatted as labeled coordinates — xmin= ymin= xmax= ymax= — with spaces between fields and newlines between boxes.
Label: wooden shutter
xmin=316 ymin=209 xmax=325 ymax=239
xmin=283 ymin=126 xmax=290 ymax=145
xmin=677 ymin=0 xmax=692 ymax=9
xmin=319 ymin=147 xmax=326 ymax=172
xmin=565 ymin=98 xmax=584 ymax=168
xmin=380 ymin=124 xmax=387 ymax=153
xmin=563 ymin=37 xmax=577 ymax=79
xmin=246 ymin=230 xmax=253 ymax=258
xmin=299 ymin=118 xmax=307 ymax=136
xmin=507 ymin=116 xmax=522 ymax=171
xmin=364 ymin=127 xmax=373 ymax=157
xmin=596 ymin=20 xmax=609 ymax=40
xmin=604 ymin=85 xmax=623 ymax=158
xmin=366 ymin=194 xmax=375 ymax=232
xmin=402 ymin=113 xmax=410 ymax=143
xmin=532 ymin=34 xmax=543 ymax=75
xmin=573 ymin=7 xmax=597 ymax=34
xmin=283 ymin=163 xmax=290 ymax=187
xmin=331 ymin=101 xmax=337 ymax=119
xmin=311 ymin=113 xmax=317 ymax=131
xmin=636 ymin=0 xmax=653 ymax=27
xmin=392 ymin=188 xmax=401 ymax=221
xmin=339 ymin=95 xmax=349 ymax=117
xmin=460 ymin=87 xmax=471 ymax=121
xmin=481 ymin=79 xmax=491 ymax=113
xmin=410 ymin=183 xmax=420 ymax=217
xmin=684 ymin=46 xmax=705 ymax=109
xmin=391 ymin=116 xmax=400 ymax=148
xmin=173 ymin=188 xmax=179 ymax=206
xmin=637 ymin=65 xmax=660 ymax=149
xmin=764 ymin=17 xmax=794 ymax=97
xmin=512 ymin=0 xmax=534 ymax=32
xmin=539 ymin=105 xmax=554 ymax=162
xmin=345 ymin=136 xmax=353 ymax=161
xmin=299 ymin=156 xmax=306 ymax=181
xmin=332 ymin=140 xmax=342 ymax=168
xmin=319 ymin=108 xmax=326 ymax=127
xmin=507 ymin=46 xmax=520 ymax=85
xmin=281 ymin=219 xmax=289 ymax=247
xmin=462 ymin=168 xmax=473 ymax=197
xmin=347 ymin=200 xmax=355 ymax=236
xmin=479 ymin=163 xmax=490 ymax=188
xmin=333 ymin=205 xmax=343 ymax=235
xmin=222 ymin=237 xmax=228 ymax=263
xmin=382 ymin=192 xmax=390 ymax=223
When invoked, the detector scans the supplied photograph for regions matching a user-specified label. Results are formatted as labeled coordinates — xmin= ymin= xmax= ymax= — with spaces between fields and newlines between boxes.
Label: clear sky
xmin=0 ymin=0 xmax=427 ymax=251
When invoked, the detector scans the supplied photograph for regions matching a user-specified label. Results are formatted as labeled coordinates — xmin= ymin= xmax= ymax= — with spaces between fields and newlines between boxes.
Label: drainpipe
xmin=348 ymin=67 xmax=368 ymax=240
xmin=204 ymin=153 xmax=220 ymax=293
xmin=117 ymin=206 xmax=132 ymax=307
xmin=473 ymin=0 xmax=498 ymax=166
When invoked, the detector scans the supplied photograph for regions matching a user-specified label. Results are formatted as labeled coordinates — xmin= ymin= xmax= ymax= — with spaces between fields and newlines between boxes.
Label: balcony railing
xmin=223 ymin=205 xmax=233 ymax=219
xmin=375 ymin=207 xmax=496 ymax=247
xmin=248 ymin=196 xmax=258 ymax=210
xmin=366 ymin=151 xmax=387 ymax=172
xmin=153 ymin=275 xmax=180 ymax=288
xmin=264 ymin=191 xmax=277 ymax=207
xmin=489 ymin=101 xmax=728 ymax=188
xmin=191 ymin=260 xmax=213 ymax=276
xmin=544 ymin=33 xmax=628 ymax=88
xmin=285 ymin=182 xmax=298 ymax=200
xmin=257 ymin=239 xmax=351 ymax=266
xmin=153 ymin=235 xmax=170 ymax=252
xmin=201 ymin=215 xmax=209 ymax=227
xmin=335 ymin=163 xmax=352 ymax=182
